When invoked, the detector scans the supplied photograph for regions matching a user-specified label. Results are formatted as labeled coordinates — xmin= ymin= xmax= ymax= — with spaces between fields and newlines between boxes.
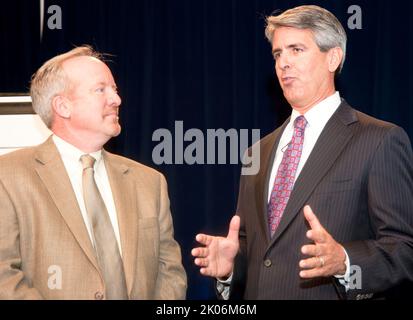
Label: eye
xmin=273 ymin=52 xmax=281 ymax=60
xmin=293 ymin=47 xmax=303 ymax=54
xmin=95 ymin=87 xmax=105 ymax=93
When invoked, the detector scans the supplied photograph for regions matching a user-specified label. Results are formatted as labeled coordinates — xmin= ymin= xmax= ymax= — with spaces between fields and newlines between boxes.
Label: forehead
xmin=62 ymin=56 xmax=114 ymax=84
xmin=272 ymin=27 xmax=316 ymax=48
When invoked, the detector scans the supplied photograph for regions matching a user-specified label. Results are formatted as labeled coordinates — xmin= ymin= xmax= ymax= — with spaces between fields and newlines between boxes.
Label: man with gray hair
xmin=192 ymin=5 xmax=413 ymax=299
xmin=0 ymin=46 xmax=187 ymax=299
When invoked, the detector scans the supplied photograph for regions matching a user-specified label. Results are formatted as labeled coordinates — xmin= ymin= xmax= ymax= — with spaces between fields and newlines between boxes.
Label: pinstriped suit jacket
xmin=232 ymin=100 xmax=413 ymax=300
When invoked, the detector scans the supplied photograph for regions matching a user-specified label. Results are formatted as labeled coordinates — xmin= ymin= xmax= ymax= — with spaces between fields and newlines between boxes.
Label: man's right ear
xmin=52 ymin=95 xmax=71 ymax=119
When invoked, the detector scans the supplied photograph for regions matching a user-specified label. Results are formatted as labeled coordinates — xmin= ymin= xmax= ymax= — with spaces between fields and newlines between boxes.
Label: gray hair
xmin=30 ymin=46 xmax=103 ymax=128
xmin=265 ymin=5 xmax=347 ymax=73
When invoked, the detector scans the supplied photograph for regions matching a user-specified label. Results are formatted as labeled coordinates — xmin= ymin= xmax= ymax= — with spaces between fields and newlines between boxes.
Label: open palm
xmin=192 ymin=215 xmax=240 ymax=278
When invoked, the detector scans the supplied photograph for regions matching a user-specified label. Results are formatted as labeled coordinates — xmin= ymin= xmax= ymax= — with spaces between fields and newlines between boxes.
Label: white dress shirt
xmin=267 ymin=91 xmax=341 ymax=201
xmin=52 ymin=135 xmax=123 ymax=256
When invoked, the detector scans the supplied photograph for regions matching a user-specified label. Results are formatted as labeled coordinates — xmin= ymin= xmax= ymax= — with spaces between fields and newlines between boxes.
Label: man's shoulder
xmin=104 ymin=151 xmax=164 ymax=180
xmin=353 ymin=108 xmax=397 ymax=130
xmin=339 ymin=102 xmax=412 ymax=150
xmin=0 ymin=145 xmax=40 ymax=170
xmin=348 ymin=105 xmax=408 ymax=140
xmin=0 ymin=144 xmax=49 ymax=184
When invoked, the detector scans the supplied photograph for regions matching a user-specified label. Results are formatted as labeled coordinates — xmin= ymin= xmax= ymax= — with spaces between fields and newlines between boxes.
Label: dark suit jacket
xmin=231 ymin=100 xmax=413 ymax=300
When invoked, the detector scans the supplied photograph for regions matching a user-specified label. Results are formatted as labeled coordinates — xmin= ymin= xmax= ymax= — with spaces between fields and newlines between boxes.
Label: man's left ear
xmin=327 ymin=47 xmax=343 ymax=73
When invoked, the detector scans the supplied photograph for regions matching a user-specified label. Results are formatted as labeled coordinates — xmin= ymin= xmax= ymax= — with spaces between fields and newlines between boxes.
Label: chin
xmin=107 ymin=125 xmax=121 ymax=137
xmin=113 ymin=127 xmax=122 ymax=137
xmin=284 ymin=92 xmax=303 ymax=106
xmin=284 ymin=95 xmax=298 ymax=106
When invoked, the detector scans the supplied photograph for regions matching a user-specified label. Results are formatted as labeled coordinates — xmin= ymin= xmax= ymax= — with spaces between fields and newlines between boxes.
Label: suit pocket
xmin=137 ymin=218 xmax=160 ymax=260
xmin=138 ymin=217 xmax=158 ymax=229
xmin=313 ymin=178 xmax=355 ymax=195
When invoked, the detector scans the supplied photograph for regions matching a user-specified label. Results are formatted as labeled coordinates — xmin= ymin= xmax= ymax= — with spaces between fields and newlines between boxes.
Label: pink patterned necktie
xmin=268 ymin=115 xmax=307 ymax=236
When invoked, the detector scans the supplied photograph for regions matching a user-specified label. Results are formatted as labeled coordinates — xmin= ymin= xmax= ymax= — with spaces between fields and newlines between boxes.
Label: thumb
xmin=227 ymin=215 xmax=240 ymax=242
xmin=303 ymin=205 xmax=322 ymax=231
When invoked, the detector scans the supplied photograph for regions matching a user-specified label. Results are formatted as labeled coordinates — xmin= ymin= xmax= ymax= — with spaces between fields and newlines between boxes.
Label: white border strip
xmin=0 ymin=96 xmax=32 ymax=103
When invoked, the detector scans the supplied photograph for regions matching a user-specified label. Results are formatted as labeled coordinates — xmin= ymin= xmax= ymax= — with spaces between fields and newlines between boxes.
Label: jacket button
xmin=264 ymin=259 xmax=272 ymax=267
xmin=95 ymin=291 xmax=104 ymax=300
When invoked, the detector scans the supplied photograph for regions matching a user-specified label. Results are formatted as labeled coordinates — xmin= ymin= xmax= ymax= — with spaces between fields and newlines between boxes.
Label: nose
xmin=277 ymin=53 xmax=291 ymax=70
xmin=109 ymin=88 xmax=121 ymax=107
xmin=114 ymin=92 xmax=121 ymax=107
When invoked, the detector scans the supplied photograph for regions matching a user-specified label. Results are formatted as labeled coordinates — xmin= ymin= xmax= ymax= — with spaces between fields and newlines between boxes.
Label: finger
xmin=191 ymin=247 xmax=209 ymax=257
xmin=306 ymin=229 xmax=326 ymax=243
xmin=227 ymin=215 xmax=240 ymax=242
xmin=303 ymin=205 xmax=323 ymax=231
xmin=299 ymin=267 xmax=325 ymax=279
xmin=195 ymin=233 xmax=213 ymax=246
xmin=299 ymin=256 xmax=324 ymax=269
xmin=301 ymin=244 xmax=320 ymax=257
xmin=194 ymin=258 xmax=209 ymax=267
xmin=200 ymin=268 xmax=213 ymax=277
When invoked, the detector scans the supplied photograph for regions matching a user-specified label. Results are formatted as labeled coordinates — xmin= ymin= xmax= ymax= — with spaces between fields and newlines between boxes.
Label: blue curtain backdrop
xmin=1 ymin=0 xmax=412 ymax=299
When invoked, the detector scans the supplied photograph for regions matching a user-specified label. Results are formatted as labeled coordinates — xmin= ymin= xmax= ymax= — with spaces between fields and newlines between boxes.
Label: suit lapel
xmin=268 ymin=101 xmax=358 ymax=247
xmin=103 ymin=151 xmax=137 ymax=296
xmin=255 ymin=119 xmax=290 ymax=242
xmin=34 ymin=137 xmax=99 ymax=271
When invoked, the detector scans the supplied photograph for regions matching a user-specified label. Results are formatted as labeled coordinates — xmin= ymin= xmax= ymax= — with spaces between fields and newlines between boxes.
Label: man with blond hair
xmin=192 ymin=5 xmax=413 ymax=299
xmin=0 ymin=46 xmax=187 ymax=299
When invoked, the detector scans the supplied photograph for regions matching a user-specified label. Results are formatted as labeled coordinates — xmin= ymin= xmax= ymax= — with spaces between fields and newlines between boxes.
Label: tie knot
xmin=80 ymin=154 xmax=96 ymax=169
xmin=294 ymin=116 xmax=307 ymax=130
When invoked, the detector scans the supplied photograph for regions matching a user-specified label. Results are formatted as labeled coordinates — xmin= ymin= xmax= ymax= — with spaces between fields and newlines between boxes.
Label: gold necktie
xmin=80 ymin=154 xmax=128 ymax=300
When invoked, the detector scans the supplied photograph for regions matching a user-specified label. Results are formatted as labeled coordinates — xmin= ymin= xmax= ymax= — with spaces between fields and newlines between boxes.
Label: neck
xmin=292 ymin=86 xmax=336 ymax=115
xmin=52 ymin=126 xmax=106 ymax=153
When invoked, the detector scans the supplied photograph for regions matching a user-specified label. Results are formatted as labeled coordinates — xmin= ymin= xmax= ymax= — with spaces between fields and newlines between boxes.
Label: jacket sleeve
xmin=153 ymin=174 xmax=187 ymax=299
xmin=0 ymin=179 xmax=44 ymax=299
xmin=343 ymin=126 xmax=413 ymax=299
xmin=228 ymin=168 xmax=249 ymax=300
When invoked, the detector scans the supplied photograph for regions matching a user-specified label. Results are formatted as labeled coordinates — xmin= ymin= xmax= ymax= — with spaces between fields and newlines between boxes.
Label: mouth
xmin=104 ymin=112 xmax=119 ymax=121
xmin=281 ymin=76 xmax=296 ymax=86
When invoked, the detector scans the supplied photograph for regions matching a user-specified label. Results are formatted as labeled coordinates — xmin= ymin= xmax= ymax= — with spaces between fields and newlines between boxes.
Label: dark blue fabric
xmin=1 ymin=0 xmax=412 ymax=299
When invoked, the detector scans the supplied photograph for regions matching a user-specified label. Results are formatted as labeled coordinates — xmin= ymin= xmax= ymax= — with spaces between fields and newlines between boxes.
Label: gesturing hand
xmin=299 ymin=206 xmax=347 ymax=278
xmin=191 ymin=215 xmax=240 ymax=279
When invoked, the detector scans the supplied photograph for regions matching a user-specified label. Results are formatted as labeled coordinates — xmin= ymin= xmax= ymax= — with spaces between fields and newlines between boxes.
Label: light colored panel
xmin=0 ymin=114 xmax=51 ymax=154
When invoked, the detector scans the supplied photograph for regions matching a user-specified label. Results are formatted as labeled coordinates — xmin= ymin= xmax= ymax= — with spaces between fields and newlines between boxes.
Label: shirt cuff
xmin=217 ymin=273 xmax=233 ymax=284
xmin=334 ymin=248 xmax=351 ymax=291
xmin=216 ymin=273 xmax=233 ymax=300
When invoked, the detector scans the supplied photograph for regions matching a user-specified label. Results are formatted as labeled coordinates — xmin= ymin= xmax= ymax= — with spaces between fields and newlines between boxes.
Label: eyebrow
xmin=95 ymin=81 xmax=118 ymax=90
xmin=272 ymin=43 xmax=307 ymax=55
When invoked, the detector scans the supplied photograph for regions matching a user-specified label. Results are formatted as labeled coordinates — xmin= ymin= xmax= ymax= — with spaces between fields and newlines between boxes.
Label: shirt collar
xmin=52 ymin=134 xmax=103 ymax=167
xmin=290 ymin=91 xmax=341 ymax=129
